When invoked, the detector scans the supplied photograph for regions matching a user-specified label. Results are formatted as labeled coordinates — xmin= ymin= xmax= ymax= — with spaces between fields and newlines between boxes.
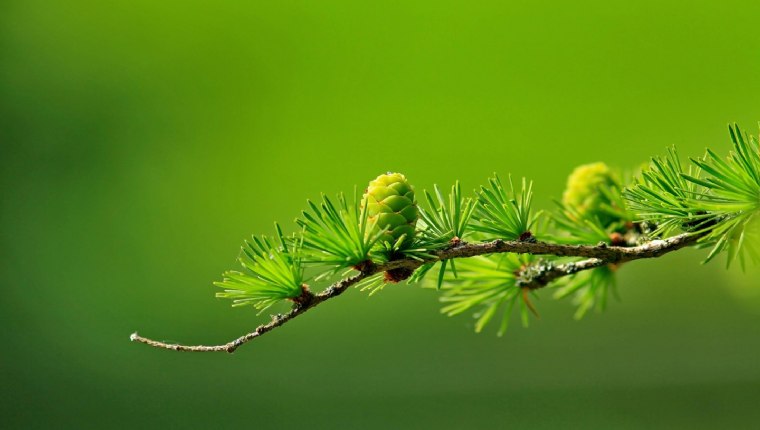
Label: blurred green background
xmin=2 ymin=1 xmax=760 ymax=428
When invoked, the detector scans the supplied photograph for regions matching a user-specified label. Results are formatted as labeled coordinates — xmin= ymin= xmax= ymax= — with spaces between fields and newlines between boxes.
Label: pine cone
xmin=364 ymin=172 xmax=418 ymax=248
xmin=562 ymin=162 xmax=619 ymax=225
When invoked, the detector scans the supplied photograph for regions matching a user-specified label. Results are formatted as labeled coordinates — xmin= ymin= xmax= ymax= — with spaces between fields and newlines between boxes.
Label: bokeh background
xmin=2 ymin=1 xmax=760 ymax=428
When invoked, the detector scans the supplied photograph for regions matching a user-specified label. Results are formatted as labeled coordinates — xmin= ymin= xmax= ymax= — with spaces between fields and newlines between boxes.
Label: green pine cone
xmin=562 ymin=162 xmax=620 ymax=225
xmin=364 ymin=172 xmax=418 ymax=248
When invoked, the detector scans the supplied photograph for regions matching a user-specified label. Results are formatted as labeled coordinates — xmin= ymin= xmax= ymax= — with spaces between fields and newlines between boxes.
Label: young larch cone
xmin=363 ymin=172 xmax=418 ymax=249
xmin=562 ymin=162 xmax=620 ymax=226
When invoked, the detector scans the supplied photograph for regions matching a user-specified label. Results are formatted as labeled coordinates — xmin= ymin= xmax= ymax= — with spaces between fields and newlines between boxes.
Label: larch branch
xmin=131 ymin=232 xmax=698 ymax=353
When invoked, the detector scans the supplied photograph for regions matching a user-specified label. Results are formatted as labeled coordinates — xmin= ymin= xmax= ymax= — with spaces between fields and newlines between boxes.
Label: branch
xmin=131 ymin=272 xmax=367 ymax=353
xmin=130 ymin=232 xmax=699 ymax=353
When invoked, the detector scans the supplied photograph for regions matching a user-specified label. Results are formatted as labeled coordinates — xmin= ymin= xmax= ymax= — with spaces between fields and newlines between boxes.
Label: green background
xmin=2 ymin=1 xmax=760 ymax=428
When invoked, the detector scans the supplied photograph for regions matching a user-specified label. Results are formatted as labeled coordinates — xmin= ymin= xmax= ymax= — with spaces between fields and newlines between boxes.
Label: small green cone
xmin=562 ymin=162 xmax=620 ymax=226
xmin=364 ymin=172 xmax=418 ymax=249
